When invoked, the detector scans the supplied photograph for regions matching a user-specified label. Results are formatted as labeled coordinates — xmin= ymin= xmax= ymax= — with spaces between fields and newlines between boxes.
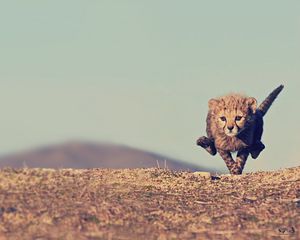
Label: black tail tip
xmin=277 ymin=84 xmax=284 ymax=91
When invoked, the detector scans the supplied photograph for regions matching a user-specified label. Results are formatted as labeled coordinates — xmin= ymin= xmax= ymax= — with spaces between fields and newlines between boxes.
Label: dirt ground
xmin=0 ymin=166 xmax=299 ymax=240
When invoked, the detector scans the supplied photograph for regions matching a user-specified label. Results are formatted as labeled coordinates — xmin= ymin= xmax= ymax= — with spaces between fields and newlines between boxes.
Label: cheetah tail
xmin=257 ymin=84 xmax=284 ymax=116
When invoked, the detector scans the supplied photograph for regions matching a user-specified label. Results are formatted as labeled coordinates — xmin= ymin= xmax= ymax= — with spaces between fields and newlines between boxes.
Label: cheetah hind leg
xmin=249 ymin=141 xmax=265 ymax=159
xmin=196 ymin=136 xmax=217 ymax=156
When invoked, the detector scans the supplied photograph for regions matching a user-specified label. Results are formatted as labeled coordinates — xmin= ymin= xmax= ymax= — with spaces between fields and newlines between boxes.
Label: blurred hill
xmin=0 ymin=141 xmax=210 ymax=171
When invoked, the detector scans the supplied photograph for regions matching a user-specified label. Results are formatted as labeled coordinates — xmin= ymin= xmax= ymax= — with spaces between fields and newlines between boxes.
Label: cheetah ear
xmin=246 ymin=97 xmax=257 ymax=112
xmin=208 ymin=99 xmax=219 ymax=110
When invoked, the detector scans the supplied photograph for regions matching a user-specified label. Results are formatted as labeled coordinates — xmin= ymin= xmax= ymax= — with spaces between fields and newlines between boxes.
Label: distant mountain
xmin=0 ymin=141 xmax=210 ymax=171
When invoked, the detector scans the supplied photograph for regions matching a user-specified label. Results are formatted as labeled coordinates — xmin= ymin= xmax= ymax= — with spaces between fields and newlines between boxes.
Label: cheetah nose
xmin=227 ymin=126 xmax=234 ymax=131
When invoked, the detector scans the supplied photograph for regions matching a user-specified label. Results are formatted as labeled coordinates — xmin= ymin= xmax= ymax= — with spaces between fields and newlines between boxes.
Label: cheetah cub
xmin=197 ymin=85 xmax=284 ymax=175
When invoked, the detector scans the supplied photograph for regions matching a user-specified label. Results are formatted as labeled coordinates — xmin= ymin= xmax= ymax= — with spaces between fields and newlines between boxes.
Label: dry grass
xmin=0 ymin=166 xmax=299 ymax=239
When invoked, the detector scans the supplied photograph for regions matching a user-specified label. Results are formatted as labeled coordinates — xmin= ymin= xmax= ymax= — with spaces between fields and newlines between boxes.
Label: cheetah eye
xmin=235 ymin=116 xmax=242 ymax=121
xmin=220 ymin=116 xmax=226 ymax=122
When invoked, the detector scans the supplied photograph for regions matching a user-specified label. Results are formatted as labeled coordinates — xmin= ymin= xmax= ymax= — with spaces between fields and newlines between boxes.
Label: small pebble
xmin=193 ymin=172 xmax=211 ymax=179
xmin=6 ymin=207 xmax=17 ymax=213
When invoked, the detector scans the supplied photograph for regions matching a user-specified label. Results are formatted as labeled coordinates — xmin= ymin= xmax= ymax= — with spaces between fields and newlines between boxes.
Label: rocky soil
xmin=0 ymin=166 xmax=299 ymax=239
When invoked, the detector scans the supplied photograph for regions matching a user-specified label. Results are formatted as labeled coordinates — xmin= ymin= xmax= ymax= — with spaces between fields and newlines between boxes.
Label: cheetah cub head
xmin=209 ymin=94 xmax=257 ymax=137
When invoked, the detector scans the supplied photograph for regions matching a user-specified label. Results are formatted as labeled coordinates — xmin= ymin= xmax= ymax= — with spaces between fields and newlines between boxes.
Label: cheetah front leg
xmin=217 ymin=149 xmax=237 ymax=174
xmin=231 ymin=149 xmax=250 ymax=175
xmin=197 ymin=136 xmax=217 ymax=155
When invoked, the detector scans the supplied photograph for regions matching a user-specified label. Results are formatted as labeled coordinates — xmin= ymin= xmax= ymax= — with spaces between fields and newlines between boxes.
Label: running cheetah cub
xmin=197 ymin=85 xmax=284 ymax=175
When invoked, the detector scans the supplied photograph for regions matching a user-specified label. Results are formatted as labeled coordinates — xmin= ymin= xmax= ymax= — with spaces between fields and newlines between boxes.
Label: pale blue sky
xmin=0 ymin=1 xmax=299 ymax=171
